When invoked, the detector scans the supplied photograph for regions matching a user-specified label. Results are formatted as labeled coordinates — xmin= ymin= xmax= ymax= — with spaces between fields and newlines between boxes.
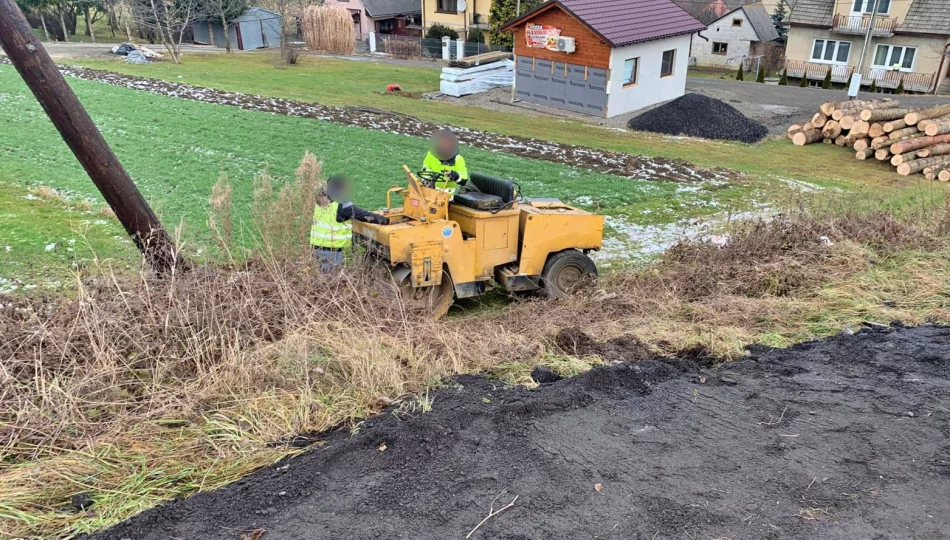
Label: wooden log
xmin=802 ymin=122 xmax=815 ymax=132
xmin=860 ymin=107 xmax=916 ymax=122
xmin=871 ymin=136 xmax=891 ymax=149
xmin=856 ymin=148 xmax=875 ymax=160
xmin=868 ymin=123 xmax=886 ymax=138
xmin=891 ymin=134 xmax=950 ymax=155
xmin=924 ymin=162 xmax=950 ymax=176
xmin=787 ymin=124 xmax=802 ymax=134
xmin=822 ymin=120 xmax=842 ymax=139
xmin=883 ymin=119 xmax=907 ymax=133
xmin=853 ymin=138 xmax=872 ymax=152
xmin=812 ymin=113 xmax=828 ymax=128
xmin=835 ymin=135 xmax=848 ymax=146
xmin=916 ymin=143 xmax=950 ymax=159
xmin=821 ymin=99 xmax=887 ymax=116
xmin=822 ymin=138 xmax=834 ymax=144
xmin=940 ymin=169 xmax=950 ymax=182
xmin=793 ymin=129 xmax=824 ymax=146
xmin=905 ymin=104 xmax=950 ymax=126
xmin=850 ymin=120 xmax=870 ymax=136
xmin=897 ymin=156 xmax=950 ymax=176
xmin=875 ymin=148 xmax=891 ymax=161
xmin=839 ymin=115 xmax=857 ymax=130
xmin=891 ymin=151 xmax=917 ymax=166
xmin=916 ymin=114 xmax=950 ymax=132
xmin=889 ymin=126 xmax=919 ymax=140
xmin=925 ymin=122 xmax=950 ymax=136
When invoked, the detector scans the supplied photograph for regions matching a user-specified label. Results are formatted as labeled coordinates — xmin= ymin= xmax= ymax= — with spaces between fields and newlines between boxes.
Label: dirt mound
xmin=88 ymin=325 xmax=950 ymax=540
xmin=627 ymin=94 xmax=769 ymax=143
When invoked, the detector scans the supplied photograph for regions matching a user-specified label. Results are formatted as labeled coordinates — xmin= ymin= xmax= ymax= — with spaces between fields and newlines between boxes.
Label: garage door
xmin=516 ymin=57 xmax=607 ymax=116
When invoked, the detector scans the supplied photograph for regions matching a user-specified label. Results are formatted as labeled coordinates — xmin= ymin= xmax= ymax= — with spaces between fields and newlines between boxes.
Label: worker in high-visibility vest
xmin=422 ymin=129 xmax=469 ymax=193
xmin=310 ymin=175 xmax=389 ymax=269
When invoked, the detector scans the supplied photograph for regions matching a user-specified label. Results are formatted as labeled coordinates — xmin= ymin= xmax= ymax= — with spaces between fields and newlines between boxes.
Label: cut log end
xmin=940 ymin=169 xmax=950 ymax=182
xmin=897 ymin=163 xmax=912 ymax=175
xmin=905 ymin=112 xmax=921 ymax=125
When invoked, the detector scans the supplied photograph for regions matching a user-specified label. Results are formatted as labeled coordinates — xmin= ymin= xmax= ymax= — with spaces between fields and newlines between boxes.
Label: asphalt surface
xmin=90 ymin=325 xmax=950 ymax=540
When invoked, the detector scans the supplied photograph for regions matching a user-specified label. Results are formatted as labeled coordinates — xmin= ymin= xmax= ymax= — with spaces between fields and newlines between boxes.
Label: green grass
xmin=66 ymin=53 xmax=929 ymax=192
xmin=33 ymin=18 xmax=127 ymax=44
xmin=0 ymin=65 xmax=774 ymax=282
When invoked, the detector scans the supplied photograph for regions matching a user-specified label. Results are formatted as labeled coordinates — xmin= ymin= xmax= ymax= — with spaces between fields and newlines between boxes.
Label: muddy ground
xmin=91 ymin=325 xmax=950 ymax=540
xmin=0 ymin=57 xmax=734 ymax=185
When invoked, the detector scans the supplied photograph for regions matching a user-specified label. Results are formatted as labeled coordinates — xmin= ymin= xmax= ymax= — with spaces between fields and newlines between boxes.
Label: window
xmin=732 ymin=18 xmax=743 ymax=27
xmin=436 ymin=0 xmax=458 ymax=13
xmin=810 ymin=39 xmax=851 ymax=64
xmin=873 ymin=44 xmax=917 ymax=70
xmin=712 ymin=42 xmax=728 ymax=55
xmin=623 ymin=57 xmax=639 ymax=85
xmin=661 ymin=49 xmax=675 ymax=77
xmin=851 ymin=0 xmax=890 ymax=14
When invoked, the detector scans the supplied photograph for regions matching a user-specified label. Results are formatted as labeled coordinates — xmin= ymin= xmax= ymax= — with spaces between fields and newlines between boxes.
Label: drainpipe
xmin=691 ymin=30 xmax=708 ymax=59
xmin=933 ymin=42 xmax=950 ymax=95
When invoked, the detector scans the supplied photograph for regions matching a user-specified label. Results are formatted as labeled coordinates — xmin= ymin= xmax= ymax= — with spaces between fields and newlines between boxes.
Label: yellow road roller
xmin=353 ymin=167 xmax=604 ymax=319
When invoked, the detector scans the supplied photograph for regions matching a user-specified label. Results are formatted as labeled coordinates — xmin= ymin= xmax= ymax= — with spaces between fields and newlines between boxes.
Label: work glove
xmin=447 ymin=171 xmax=460 ymax=182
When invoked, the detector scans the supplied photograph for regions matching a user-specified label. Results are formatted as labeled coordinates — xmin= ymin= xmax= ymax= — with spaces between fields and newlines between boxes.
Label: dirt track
xmin=91 ymin=325 xmax=950 ymax=540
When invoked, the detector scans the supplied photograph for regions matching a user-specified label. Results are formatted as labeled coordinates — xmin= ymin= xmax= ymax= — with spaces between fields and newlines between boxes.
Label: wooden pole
xmin=0 ymin=0 xmax=179 ymax=273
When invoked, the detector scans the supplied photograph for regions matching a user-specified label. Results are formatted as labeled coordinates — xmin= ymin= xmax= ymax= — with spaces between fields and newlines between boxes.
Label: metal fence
xmin=355 ymin=33 xmax=510 ymax=60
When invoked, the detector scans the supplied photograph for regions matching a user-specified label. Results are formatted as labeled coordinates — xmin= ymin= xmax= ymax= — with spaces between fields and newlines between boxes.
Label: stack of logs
xmin=789 ymin=99 xmax=950 ymax=180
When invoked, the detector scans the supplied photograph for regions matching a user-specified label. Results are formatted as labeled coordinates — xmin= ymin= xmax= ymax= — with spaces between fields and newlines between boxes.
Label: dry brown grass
xmin=3 ymin=161 xmax=950 ymax=537
xmin=302 ymin=5 xmax=356 ymax=55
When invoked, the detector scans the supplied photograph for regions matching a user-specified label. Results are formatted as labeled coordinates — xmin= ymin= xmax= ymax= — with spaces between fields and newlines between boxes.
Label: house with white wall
xmin=674 ymin=1 xmax=780 ymax=68
xmin=500 ymin=0 xmax=705 ymax=118
xmin=784 ymin=0 xmax=950 ymax=93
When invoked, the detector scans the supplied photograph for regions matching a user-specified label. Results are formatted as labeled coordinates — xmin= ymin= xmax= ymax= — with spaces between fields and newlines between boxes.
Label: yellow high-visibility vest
xmin=423 ymin=151 xmax=469 ymax=192
xmin=310 ymin=202 xmax=352 ymax=249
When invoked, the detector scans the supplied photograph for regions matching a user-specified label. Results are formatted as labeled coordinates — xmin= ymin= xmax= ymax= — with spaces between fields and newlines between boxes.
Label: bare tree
xmin=203 ymin=0 xmax=246 ymax=52
xmin=130 ymin=0 xmax=199 ymax=62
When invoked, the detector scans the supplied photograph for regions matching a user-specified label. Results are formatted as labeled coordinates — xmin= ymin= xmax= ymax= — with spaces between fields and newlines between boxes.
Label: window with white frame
xmin=811 ymin=39 xmax=851 ymax=64
xmin=623 ymin=57 xmax=639 ymax=85
xmin=851 ymin=0 xmax=890 ymax=14
xmin=873 ymin=44 xmax=916 ymax=70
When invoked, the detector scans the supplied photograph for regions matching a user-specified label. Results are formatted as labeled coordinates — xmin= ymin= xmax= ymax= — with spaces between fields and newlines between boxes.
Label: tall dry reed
xmin=303 ymin=5 xmax=356 ymax=55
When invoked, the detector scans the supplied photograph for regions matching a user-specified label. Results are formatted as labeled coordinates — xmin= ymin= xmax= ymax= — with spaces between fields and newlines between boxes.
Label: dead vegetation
xmin=3 ymin=158 xmax=950 ymax=538
xmin=302 ymin=5 xmax=355 ymax=55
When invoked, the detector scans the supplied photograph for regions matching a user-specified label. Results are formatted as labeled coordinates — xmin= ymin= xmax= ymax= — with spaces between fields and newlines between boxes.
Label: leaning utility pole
xmin=0 ymin=0 xmax=179 ymax=273
xmin=855 ymin=0 xmax=883 ymax=76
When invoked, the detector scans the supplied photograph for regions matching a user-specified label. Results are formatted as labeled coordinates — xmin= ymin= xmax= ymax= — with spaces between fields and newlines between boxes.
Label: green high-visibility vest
xmin=423 ymin=151 xmax=469 ymax=192
xmin=310 ymin=202 xmax=352 ymax=249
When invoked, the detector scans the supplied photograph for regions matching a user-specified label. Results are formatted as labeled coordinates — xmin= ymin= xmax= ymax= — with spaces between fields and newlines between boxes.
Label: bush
xmin=467 ymin=27 xmax=485 ymax=44
xmin=869 ymin=79 xmax=878 ymax=92
xmin=756 ymin=65 xmax=765 ymax=83
xmin=280 ymin=41 xmax=300 ymax=65
xmin=896 ymin=77 xmax=905 ymax=94
xmin=800 ymin=73 xmax=808 ymax=87
xmin=779 ymin=68 xmax=788 ymax=85
xmin=426 ymin=24 xmax=459 ymax=40
xmin=822 ymin=68 xmax=832 ymax=89
xmin=736 ymin=64 xmax=744 ymax=81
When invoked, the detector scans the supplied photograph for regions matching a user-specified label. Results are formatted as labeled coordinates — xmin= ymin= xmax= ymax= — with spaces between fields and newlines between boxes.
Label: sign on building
xmin=525 ymin=24 xmax=561 ymax=50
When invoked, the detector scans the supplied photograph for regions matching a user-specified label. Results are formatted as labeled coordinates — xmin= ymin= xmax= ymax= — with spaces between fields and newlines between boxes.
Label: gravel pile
xmin=628 ymin=93 xmax=769 ymax=143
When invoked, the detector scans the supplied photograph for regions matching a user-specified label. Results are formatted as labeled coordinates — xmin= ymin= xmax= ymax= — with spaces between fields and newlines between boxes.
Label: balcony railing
xmin=783 ymin=59 xmax=937 ymax=93
xmin=832 ymin=14 xmax=898 ymax=36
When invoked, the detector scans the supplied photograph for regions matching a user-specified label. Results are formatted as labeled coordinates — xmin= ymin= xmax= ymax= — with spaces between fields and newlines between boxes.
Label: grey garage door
xmin=515 ymin=57 xmax=607 ymax=116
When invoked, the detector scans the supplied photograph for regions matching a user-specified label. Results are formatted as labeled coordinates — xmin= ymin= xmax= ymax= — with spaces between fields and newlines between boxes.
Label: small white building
xmin=674 ymin=0 xmax=780 ymax=68
xmin=501 ymin=0 xmax=706 ymax=118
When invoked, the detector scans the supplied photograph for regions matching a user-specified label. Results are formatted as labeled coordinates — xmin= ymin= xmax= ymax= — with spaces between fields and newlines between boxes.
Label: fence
xmin=355 ymin=32 xmax=510 ymax=60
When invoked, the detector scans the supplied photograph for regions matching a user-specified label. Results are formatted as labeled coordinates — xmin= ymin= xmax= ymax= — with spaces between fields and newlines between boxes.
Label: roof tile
xmin=529 ymin=0 xmax=706 ymax=47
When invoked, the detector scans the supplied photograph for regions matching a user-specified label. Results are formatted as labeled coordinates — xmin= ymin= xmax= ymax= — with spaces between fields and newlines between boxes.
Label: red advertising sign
xmin=525 ymin=24 xmax=561 ymax=50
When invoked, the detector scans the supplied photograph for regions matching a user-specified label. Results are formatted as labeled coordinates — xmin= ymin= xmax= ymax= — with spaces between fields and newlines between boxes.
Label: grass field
xmin=67 ymin=53 xmax=931 ymax=195
xmin=0 ymin=65 xmax=783 ymax=288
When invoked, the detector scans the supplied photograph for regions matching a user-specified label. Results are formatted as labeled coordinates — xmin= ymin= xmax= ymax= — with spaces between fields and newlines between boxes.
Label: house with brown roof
xmin=673 ymin=0 xmax=780 ymax=68
xmin=500 ymin=0 xmax=705 ymax=117
xmin=784 ymin=0 xmax=950 ymax=93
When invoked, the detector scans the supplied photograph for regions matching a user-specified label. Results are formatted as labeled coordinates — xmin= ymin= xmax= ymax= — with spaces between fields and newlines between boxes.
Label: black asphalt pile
xmin=0 ymin=57 xmax=738 ymax=185
xmin=89 ymin=324 xmax=950 ymax=540
xmin=628 ymin=93 xmax=769 ymax=143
